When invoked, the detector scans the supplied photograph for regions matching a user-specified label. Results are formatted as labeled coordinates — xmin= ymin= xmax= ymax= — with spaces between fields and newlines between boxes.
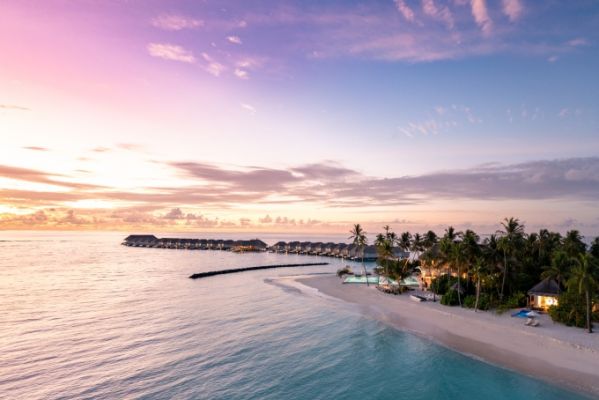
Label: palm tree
xmin=459 ymin=229 xmax=481 ymax=304
xmin=567 ymin=254 xmax=599 ymax=333
xmin=423 ymin=230 xmax=438 ymax=251
xmin=563 ymin=230 xmax=587 ymax=258
xmin=449 ymin=240 xmax=467 ymax=307
xmin=374 ymin=233 xmax=386 ymax=247
xmin=376 ymin=238 xmax=394 ymax=276
xmin=591 ymin=237 xmax=599 ymax=259
xmin=541 ymin=250 xmax=572 ymax=294
xmin=483 ymin=234 xmax=502 ymax=298
xmin=497 ymin=217 xmax=525 ymax=301
xmin=443 ymin=226 xmax=460 ymax=242
xmin=411 ymin=233 xmax=424 ymax=264
xmin=420 ymin=245 xmax=440 ymax=300
xmin=398 ymin=231 xmax=412 ymax=267
xmin=471 ymin=257 xmax=488 ymax=312
xmin=349 ymin=224 xmax=369 ymax=286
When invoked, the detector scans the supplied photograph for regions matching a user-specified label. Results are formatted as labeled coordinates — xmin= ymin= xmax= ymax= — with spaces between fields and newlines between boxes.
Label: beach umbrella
xmin=526 ymin=311 xmax=541 ymax=318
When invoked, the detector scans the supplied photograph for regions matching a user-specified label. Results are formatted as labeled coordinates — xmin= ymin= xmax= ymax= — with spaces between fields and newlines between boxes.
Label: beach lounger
xmin=530 ymin=319 xmax=540 ymax=327
xmin=525 ymin=318 xmax=533 ymax=326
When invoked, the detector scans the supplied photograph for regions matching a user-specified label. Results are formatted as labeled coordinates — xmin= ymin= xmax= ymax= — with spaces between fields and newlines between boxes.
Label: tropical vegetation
xmin=371 ymin=218 xmax=599 ymax=332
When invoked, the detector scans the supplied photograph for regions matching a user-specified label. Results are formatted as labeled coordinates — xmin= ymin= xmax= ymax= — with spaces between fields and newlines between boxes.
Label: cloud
xmin=398 ymin=119 xmax=444 ymax=137
xmin=151 ymin=14 xmax=203 ymax=31
xmin=22 ymin=146 xmax=49 ymax=151
xmin=201 ymin=53 xmax=225 ymax=76
xmin=547 ymin=55 xmax=558 ymax=63
xmin=227 ymin=36 xmax=243 ymax=45
xmin=567 ymin=37 xmax=589 ymax=47
xmin=234 ymin=68 xmax=249 ymax=79
xmin=394 ymin=0 xmax=415 ymax=22
xmin=163 ymin=207 xmax=184 ymax=220
xmin=147 ymin=43 xmax=196 ymax=63
xmin=339 ymin=157 xmax=599 ymax=204
xmin=558 ymin=108 xmax=570 ymax=118
xmin=291 ymin=162 xmax=357 ymax=180
xmin=501 ymin=0 xmax=523 ymax=22
xmin=421 ymin=0 xmax=454 ymax=29
xmin=2 ymin=158 xmax=599 ymax=231
xmin=470 ymin=0 xmax=492 ymax=35
xmin=117 ymin=143 xmax=144 ymax=151
xmin=0 ymin=104 xmax=30 ymax=111
xmin=259 ymin=214 xmax=273 ymax=223
xmin=92 ymin=146 xmax=110 ymax=153
xmin=239 ymin=217 xmax=251 ymax=226
xmin=240 ymin=103 xmax=256 ymax=114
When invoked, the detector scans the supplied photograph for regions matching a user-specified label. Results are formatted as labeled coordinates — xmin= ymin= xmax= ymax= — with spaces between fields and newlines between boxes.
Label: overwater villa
xmin=288 ymin=241 xmax=301 ymax=253
xmin=310 ymin=242 xmax=324 ymax=255
xmin=323 ymin=242 xmax=337 ymax=255
xmin=528 ymin=278 xmax=560 ymax=310
xmin=300 ymin=241 xmax=312 ymax=254
xmin=271 ymin=241 xmax=287 ymax=252
xmin=353 ymin=245 xmax=378 ymax=261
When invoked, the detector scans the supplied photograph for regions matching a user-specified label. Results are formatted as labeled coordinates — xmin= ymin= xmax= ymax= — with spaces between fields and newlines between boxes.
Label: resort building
xmin=300 ymin=241 xmax=312 ymax=254
xmin=528 ymin=278 xmax=560 ymax=310
xmin=271 ymin=241 xmax=287 ymax=252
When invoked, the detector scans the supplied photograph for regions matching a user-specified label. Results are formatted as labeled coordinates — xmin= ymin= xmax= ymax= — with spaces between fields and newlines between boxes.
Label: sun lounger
xmin=525 ymin=318 xmax=533 ymax=326
xmin=530 ymin=319 xmax=540 ymax=327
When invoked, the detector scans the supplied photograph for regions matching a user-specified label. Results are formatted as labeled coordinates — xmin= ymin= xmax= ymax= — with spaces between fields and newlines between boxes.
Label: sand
xmin=287 ymin=274 xmax=599 ymax=398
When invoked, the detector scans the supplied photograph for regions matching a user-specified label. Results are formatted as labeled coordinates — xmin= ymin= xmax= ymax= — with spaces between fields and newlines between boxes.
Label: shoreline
xmin=290 ymin=274 xmax=599 ymax=398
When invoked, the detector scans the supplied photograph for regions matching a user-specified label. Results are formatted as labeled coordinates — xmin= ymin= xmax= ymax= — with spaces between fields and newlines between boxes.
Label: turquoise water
xmin=344 ymin=275 xmax=380 ymax=284
xmin=0 ymin=232 xmax=590 ymax=399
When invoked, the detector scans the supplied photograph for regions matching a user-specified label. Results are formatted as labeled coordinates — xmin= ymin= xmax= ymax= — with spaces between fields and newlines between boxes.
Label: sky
xmin=1 ymin=0 xmax=598 ymax=235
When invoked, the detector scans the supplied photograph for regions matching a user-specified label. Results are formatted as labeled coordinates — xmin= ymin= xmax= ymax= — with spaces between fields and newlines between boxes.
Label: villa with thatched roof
xmin=528 ymin=277 xmax=560 ymax=310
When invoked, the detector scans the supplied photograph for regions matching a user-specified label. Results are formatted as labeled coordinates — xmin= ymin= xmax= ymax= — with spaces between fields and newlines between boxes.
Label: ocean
xmin=0 ymin=231 xmax=590 ymax=399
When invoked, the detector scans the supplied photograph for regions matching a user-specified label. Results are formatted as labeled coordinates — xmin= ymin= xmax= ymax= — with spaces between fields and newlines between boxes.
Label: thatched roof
xmin=528 ymin=278 xmax=560 ymax=296
xmin=125 ymin=234 xmax=157 ymax=242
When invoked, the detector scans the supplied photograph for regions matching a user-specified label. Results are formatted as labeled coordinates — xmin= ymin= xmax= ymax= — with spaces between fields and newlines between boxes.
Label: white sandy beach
xmin=289 ymin=274 xmax=599 ymax=398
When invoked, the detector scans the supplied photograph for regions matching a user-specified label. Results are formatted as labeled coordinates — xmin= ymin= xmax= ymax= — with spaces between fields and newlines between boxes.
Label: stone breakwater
xmin=189 ymin=263 xmax=329 ymax=279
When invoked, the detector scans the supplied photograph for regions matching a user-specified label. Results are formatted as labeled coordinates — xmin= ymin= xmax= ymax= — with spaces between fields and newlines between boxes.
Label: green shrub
xmin=463 ymin=295 xmax=476 ymax=308
xmin=440 ymin=289 xmax=460 ymax=306
xmin=431 ymin=274 xmax=453 ymax=296
xmin=548 ymin=289 xmax=598 ymax=328
xmin=462 ymin=294 xmax=491 ymax=310
xmin=477 ymin=294 xmax=491 ymax=311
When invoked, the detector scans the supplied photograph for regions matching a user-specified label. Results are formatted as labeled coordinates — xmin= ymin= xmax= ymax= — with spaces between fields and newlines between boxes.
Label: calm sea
xmin=0 ymin=231 xmax=590 ymax=399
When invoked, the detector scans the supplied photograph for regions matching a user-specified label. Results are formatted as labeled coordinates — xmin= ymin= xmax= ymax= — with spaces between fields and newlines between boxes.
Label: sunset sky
xmin=1 ymin=0 xmax=598 ymax=234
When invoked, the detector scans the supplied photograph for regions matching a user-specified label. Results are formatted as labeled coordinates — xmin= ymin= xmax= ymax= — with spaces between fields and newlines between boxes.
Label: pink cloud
xmin=421 ymin=0 xmax=454 ymax=29
xmin=151 ymin=14 xmax=203 ymax=31
xmin=147 ymin=43 xmax=196 ymax=63
xmin=502 ymin=0 xmax=523 ymax=22
xmin=394 ymin=0 xmax=415 ymax=22
xmin=470 ymin=0 xmax=493 ymax=35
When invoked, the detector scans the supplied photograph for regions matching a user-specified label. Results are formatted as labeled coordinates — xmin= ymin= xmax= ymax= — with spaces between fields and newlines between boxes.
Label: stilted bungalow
xmin=300 ymin=241 xmax=312 ymax=254
xmin=364 ymin=245 xmax=378 ymax=261
xmin=323 ymin=242 xmax=337 ymax=255
xmin=333 ymin=243 xmax=347 ymax=257
xmin=288 ymin=241 xmax=301 ymax=253
xmin=271 ymin=241 xmax=287 ymax=252
xmin=123 ymin=235 xmax=158 ymax=247
xmin=345 ymin=244 xmax=358 ymax=259
xmin=310 ymin=242 xmax=324 ymax=255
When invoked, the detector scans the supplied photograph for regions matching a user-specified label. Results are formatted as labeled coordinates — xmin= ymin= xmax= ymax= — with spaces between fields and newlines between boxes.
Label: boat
xmin=410 ymin=294 xmax=426 ymax=302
